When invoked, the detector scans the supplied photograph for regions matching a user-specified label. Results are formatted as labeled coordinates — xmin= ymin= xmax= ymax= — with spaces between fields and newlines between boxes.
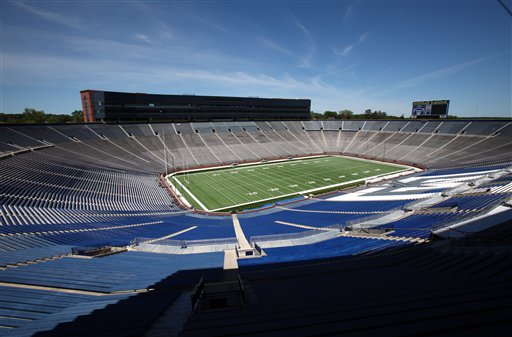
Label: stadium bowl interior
xmin=1 ymin=119 xmax=511 ymax=337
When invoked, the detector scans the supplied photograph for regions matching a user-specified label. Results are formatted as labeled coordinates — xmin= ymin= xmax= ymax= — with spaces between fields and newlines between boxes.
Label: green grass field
xmin=169 ymin=155 xmax=409 ymax=212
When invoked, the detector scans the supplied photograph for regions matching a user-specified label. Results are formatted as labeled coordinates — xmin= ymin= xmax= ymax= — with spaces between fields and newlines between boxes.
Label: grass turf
xmin=170 ymin=155 xmax=409 ymax=212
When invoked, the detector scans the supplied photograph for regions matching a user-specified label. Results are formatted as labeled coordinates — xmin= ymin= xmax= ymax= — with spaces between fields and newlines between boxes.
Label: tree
xmin=0 ymin=108 xmax=83 ymax=124
xmin=71 ymin=110 xmax=83 ymax=123
xmin=338 ymin=109 xmax=353 ymax=119
xmin=372 ymin=110 xmax=387 ymax=119
xmin=323 ymin=111 xmax=338 ymax=119
xmin=310 ymin=111 xmax=323 ymax=120
xmin=22 ymin=108 xmax=47 ymax=123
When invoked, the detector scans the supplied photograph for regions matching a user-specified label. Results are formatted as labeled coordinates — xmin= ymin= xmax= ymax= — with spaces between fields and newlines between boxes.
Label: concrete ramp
xmin=232 ymin=214 xmax=261 ymax=258
xmin=232 ymin=214 xmax=251 ymax=250
xmin=223 ymin=249 xmax=239 ymax=270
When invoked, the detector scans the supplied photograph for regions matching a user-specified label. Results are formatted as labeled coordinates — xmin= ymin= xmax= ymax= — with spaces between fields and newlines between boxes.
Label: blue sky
xmin=1 ymin=0 xmax=511 ymax=117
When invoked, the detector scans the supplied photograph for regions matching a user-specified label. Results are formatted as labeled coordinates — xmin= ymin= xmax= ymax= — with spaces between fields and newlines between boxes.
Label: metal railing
xmin=346 ymin=204 xmax=406 ymax=228
xmin=250 ymin=224 xmax=343 ymax=244
xmin=430 ymin=197 xmax=509 ymax=233
xmin=132 ymin=237 xmax=237 ymax=248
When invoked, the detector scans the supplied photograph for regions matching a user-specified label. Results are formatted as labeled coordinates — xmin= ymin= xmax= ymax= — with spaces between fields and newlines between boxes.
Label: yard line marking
xmin=170 ymin=155 xmax=413 ymax=211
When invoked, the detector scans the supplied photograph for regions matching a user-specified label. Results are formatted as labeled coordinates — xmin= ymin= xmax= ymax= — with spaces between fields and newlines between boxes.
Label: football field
xmin=169 ymin=156 xmax=410 ymax=212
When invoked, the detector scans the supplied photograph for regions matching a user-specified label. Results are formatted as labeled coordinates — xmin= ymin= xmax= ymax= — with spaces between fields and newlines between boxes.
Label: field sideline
xmin=169 ymin=155 xmax=411 ymax=212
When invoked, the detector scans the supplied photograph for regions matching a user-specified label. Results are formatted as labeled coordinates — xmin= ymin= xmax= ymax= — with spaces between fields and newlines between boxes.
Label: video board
xmin=411 ymin=100 xmax=449 ymax=118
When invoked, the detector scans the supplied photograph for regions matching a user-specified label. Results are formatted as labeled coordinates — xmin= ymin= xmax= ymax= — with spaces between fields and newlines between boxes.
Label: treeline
xmin=311 ymin=109 xmax=465 ymax=120
xmin=0 ymin=108 xmax=83 ymax=124
xmin=311 ymin=109 xmax=407 ymax=120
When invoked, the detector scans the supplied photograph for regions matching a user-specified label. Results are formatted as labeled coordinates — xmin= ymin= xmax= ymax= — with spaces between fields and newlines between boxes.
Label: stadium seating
xmin=0 ymin=119 xmax=511 ymax=336
xmin=238 ymin=236 xmax=409 ymax=266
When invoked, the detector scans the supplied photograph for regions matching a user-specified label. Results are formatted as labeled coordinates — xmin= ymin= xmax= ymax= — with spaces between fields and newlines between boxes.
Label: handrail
xmin=431 ymin=196 xmax=510 ymax=233
xmin=132 ymin=236 xmax=238 ymax=247
xmin=250 ymin=224 xmax=342 ymax=244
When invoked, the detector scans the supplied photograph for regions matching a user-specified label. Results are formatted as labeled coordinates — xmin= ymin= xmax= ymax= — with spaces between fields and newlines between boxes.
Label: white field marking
xmin=339 ymin=175 xmax=345 ymax=178
xmin=268 ymin=188 xmax=279 ymax=191
xmin=363 ymin=170 xmax=370 ymax=173
xmin=194 ymin=170 xmax=253 ymax=206
xmin=352 ymin=173 xmax=358 ymax=175
xmin=263 ymin=167 xmax=269 ymax=170
xmin=324 ymin=178 xmax=331 ymax=181
xmin=169 ymin=155 xmax=331 ymax=177
xmin=332 ymin=154 xmax=414 ymax=170
xmin=247 ymin=169 xmax=254 ymax=172
xmin=208 ymin=169 xmax=414 ymax=212
xmin=172 ymin=154 xmax=413 ymax=178
xmin=376 ymin=169 xmax=381 ymax=171
xmin=247 ymin=192 xmax=258 ymax=195
xmin=171 ymin=176 xmax=210 ymax=211
xmin=278 ymin=165 xmax=284 ymax=168
xmin=308 ymin=181 xmax=316 ymax=184
xmin=177 ymin=155 xmax=409 ymax=182
xmin=169 ymin=155 xmax=417 ymax=212
xmin=289 ymin=184 xmax=298 ymax=187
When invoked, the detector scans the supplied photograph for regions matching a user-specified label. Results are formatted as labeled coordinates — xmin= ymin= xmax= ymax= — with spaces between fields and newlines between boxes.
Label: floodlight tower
xmin=161 ymin=128 xmax=176 ymax=174
xmin=163 ymin=128 xmax=168 ymax=175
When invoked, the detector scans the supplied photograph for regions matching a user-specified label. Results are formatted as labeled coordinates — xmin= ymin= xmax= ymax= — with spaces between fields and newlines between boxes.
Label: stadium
xmin=1 ymin=118 xmax=511 ymax=336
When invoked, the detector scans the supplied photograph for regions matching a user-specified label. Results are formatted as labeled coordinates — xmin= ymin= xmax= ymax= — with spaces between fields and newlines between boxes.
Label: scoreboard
xmin=411 ymin=100 xmax=449 ymax=118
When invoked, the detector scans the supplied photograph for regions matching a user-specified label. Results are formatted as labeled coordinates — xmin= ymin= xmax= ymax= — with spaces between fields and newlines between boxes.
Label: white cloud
xmin=334 ymin=31 xmax=370 ymax=57
xmin=334 ymin=45 xmax=353 ymax=57
xmin=13 ymin=2 xmax=85 ymax=30
xmin=193 ymin=15 xmax=232 ymax=34
xmin=1 ymin=50 xmax=376 ymax=113
xmin=357 ymin=31 xmax=370 ymax=44
xmin=293 ymin=19 xmax=316 ymax=68
xmin=393 ymin=53 xmax=503 ymax=90
xmin=133 ymin=33 xmax=154 ymax=45
xmin=344 ymin=5 xmax=354 ymax=19
xmin=129 ymin=1 xmax=174 ymax=40
xmin=257 ymin=37 xmax=292 ymax=55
